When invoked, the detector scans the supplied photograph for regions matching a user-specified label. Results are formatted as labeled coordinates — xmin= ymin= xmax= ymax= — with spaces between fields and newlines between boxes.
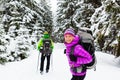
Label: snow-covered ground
xmin=0 ymin=43 xmax=120 ymax=80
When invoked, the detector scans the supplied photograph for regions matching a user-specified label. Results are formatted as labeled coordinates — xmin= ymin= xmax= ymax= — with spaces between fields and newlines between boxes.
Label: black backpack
xmin=43 ymin=39 xmax=52 ymax=56
xmin=69 ymin=29 xmax=97 ymax=70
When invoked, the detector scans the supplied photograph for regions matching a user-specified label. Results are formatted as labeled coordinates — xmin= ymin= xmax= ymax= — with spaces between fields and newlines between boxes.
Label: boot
xmin=40 ymin=70 xmax=43 ymax=75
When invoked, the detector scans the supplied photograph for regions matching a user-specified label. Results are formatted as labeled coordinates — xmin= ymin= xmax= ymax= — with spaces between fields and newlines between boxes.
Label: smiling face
xmin=64 ymin=34 xmax=74 ymax=43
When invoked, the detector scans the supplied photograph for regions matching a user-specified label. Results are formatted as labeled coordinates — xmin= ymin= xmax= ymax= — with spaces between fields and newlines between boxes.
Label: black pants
xmin=40 ymin=53 xmax=51 ymax=72
xmin=71 ymin=75 xmax=86 ymax=80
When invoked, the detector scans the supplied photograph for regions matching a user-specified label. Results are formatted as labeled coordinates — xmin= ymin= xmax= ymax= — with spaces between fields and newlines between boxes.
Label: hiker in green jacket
xmin=37 ymin=31 xmax=54 ymax=74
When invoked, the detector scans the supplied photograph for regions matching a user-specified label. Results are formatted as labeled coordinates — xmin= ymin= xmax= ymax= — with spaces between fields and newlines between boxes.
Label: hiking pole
xmin=50 ymin=53 xmax=53 ymax=71
xmin=37 ymin=51 xmax=41 ymax=72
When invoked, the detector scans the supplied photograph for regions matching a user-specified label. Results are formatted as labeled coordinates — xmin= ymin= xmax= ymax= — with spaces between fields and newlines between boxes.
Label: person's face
xmin=64 ymin=34 xmax=74 ymax=43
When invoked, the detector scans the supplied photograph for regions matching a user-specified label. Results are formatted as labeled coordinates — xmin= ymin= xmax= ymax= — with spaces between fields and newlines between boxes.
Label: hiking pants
xmin=71 ymin=75 xmax=86 ymax=80
xmin=40 ymin=53 xmax=51 ymax=71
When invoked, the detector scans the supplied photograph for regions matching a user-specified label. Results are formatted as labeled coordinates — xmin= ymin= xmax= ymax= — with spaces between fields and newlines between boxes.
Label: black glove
xmin=40 ymin=49 xmax=43 ymax=53
xmin=64 ymin=49 xmax=66 ymax=54
xmin=39 ymin=47 xmax=43 ymax=53
xmin=69 ymin=54 xmax=77 ymax=62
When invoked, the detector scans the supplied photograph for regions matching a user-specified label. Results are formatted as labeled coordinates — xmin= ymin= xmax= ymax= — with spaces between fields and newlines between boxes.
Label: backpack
xmin=42 ymin=39 xmax=52 ymax=56
xmin=70 ymin=28 xmax=97 ymax=70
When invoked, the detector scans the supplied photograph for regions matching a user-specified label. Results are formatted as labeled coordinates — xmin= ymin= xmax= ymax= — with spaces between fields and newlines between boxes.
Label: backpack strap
xmin=69 ymin=45 xmax=77 ymax=62
xmin=70 ymin=45 xmax=76 ymax=55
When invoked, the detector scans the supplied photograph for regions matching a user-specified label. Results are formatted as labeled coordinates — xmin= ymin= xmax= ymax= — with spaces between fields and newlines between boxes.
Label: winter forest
xmin=0 ymin=0 xmax=120 ymax=65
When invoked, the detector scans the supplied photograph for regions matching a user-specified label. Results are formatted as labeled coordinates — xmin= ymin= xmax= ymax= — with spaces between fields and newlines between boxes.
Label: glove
xmin=64 ymin=49 xmax=66 ymax=54
xmin=69 ymin=54 xmax=77 ymax=62
xmin=39 ymin=47 xmax=43 ymax=53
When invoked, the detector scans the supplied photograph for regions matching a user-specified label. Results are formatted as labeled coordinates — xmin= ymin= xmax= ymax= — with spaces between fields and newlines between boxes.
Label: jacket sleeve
xmin=51 ymin=39 xmax=54 ymax=50
xmin=74 ymin=45 xmax=92 ymax=64
xmin=37 ymin=38 xmax=43 ymax=51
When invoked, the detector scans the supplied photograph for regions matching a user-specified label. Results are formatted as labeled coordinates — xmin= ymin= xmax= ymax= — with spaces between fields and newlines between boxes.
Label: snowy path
xmin=0 ymin=43 xmax=120 ymax=80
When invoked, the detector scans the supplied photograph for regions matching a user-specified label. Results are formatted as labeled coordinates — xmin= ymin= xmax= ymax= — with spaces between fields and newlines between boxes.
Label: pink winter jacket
xmin=64 ymin=35 xmax=92 ymax=76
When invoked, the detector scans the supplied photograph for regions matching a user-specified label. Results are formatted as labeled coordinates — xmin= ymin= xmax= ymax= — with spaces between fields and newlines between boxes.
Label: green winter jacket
xmin=37 ymin=34 xmax=54 ymax=52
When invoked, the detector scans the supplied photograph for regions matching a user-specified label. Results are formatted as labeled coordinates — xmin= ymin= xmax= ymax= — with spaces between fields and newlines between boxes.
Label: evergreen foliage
xmin=90 ymin=0 xmax=120 ymax=57
xmin=0 ymin=0 xmax=53 ymax=64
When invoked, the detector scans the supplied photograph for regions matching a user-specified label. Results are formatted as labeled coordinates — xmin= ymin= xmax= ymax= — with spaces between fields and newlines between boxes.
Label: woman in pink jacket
xmin=64 ymin=28 xmax=92 ymax=80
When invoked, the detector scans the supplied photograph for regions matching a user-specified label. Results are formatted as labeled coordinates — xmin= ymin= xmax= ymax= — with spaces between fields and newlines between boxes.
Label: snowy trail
xmin=0 ymin=43 xmax=120 ymax=80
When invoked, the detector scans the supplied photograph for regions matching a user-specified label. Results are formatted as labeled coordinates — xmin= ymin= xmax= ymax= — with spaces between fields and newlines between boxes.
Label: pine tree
xmin=90 ymin=0 xmax=120 ymax=53
xmin=55 ymin=0 xmax=78 ymax=42
xmin=0 ymin=24 xmax=8 ymax=64
xmin=0 ymin=0 xmax=53 ymax=64
xmin=73 ymin=0 xmax=95 ymax=29
xmin=55 ymin=0 xmax=99 ymax=42
xmin=40 ymin=0 xmax=53 ymax=35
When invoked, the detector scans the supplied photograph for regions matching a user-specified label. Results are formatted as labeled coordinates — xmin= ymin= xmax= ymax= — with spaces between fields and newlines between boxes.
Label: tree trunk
xmin=116 ymin=36 xmax=120 ymax=57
